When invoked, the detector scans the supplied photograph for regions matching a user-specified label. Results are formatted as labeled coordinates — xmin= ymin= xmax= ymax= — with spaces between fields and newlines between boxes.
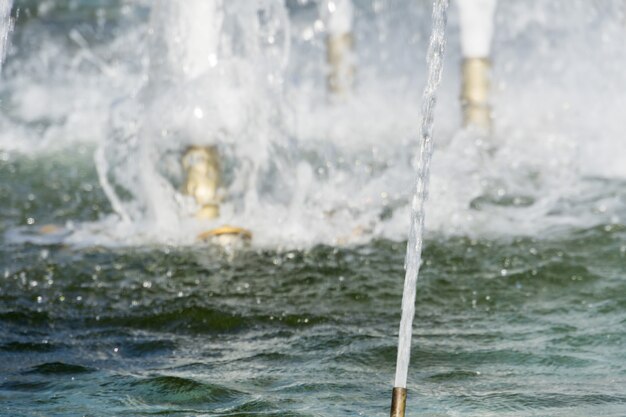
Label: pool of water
xmin=1 ymin=150 xmax=625 ymax=416
xmin=1 ymin=1 xmax=626 ymax=416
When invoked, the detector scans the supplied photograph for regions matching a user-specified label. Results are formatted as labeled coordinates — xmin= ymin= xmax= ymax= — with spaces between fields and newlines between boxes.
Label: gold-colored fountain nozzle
xmin=182 ymin=145 xmax=221 ymax=220
xmin=197 ymin=225 xmax=253 ymax=247
xmin=326 ymin=32 xmax=354 ymax=96
xmin=390 ymin=387 xmax=407 ymax=417
xmin=461 ymin=57 xmax=492 ymax=131
xmin=182 ymin=145 xmax=254 ymax=245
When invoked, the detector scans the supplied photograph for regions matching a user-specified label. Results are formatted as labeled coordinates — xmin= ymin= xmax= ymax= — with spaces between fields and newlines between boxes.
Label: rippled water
xmin=1 ymin=0 xmax=626 ymax=416
xmin=2 ymin=149 xmax=625 ymax=416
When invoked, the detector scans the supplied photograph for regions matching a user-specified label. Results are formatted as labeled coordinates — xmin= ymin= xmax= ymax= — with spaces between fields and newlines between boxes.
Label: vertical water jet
xmin=391 ymin=0 xmax=450 ymax=415
xmin=0 ymin=0 xmax=13 ymax=72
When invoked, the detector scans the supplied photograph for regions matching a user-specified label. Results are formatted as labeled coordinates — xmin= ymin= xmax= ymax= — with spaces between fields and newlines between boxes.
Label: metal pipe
xmin=390 ymin=387 xmax=407 ymax=417
xmin=460 ymin=57 xmax=491 ymax=130
xmin=182 ymin=146 xmax=253 ymax=243
xmin=182 ymin=145 xmax=221 ymax=220
xmin=326 ymin=32 xmax=354 ymax=95
xmin=321 ymin=0 xmax=355 ymax=96
xmin=457 ymin=0 xmax=497 ymax=130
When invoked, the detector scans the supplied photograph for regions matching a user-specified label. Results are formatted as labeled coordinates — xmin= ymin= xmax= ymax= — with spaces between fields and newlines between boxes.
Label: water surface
xmin=1 ymin=150 xmax=625 ymax=416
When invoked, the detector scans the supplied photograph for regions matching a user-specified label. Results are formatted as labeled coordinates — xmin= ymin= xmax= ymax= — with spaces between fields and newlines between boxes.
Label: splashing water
xmin=91 ymin=0 xmax=292 ymax=246
xmin=1 ymin=0 xmax=625 ymax=249
xmin=0 ymin=0 xmax=12 ymax=72
xmin=394 ymin=0 xmax=450 ymax=389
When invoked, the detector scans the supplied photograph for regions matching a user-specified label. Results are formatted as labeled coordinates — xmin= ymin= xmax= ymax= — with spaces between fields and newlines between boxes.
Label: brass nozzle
xmin=390 ymin=387 xmax=407 ymax=417
xmin=182 ymin=145 xmax=221 ymax=219
xmin=461 ymin=57 xmax=492 ymax=130
xmin=197 ymin=225 xmax=252 ymax=242
xmin=327 ymin=33 xmax=354 ymax=96
xmin=182 ymin=146 xmax=254 ymax=245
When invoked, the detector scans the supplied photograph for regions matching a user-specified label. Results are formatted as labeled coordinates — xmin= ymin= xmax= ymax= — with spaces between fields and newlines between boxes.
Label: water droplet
xmin=301 ymin=27 xmax=314 ymax=41
xmin=313 ymin=19 xmax=324 ymax=32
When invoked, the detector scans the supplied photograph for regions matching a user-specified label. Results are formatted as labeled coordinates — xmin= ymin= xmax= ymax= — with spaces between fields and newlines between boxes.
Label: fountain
xmin=93 ymin=0 xmax=292 ymax=246
xmin=391 ymin=0 xmax=450 ymax=415
xmin=1 ymin=2 xmax=626 ymax=416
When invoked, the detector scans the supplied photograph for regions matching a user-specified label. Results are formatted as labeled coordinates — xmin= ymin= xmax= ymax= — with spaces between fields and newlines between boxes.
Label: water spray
xmin=390 ymin=1 xmax=450 ymax=415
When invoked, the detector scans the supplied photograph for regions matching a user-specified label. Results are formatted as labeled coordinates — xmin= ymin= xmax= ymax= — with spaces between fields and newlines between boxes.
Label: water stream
xmin=0 ymin=0 xmax=12 ymax=71
xmin=394 ymin=0 xmax=450 ymax=390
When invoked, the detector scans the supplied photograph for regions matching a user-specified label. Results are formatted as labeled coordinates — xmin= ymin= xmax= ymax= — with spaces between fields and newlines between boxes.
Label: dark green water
xmin=1 ymin=151 xmax=625 ymax=416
